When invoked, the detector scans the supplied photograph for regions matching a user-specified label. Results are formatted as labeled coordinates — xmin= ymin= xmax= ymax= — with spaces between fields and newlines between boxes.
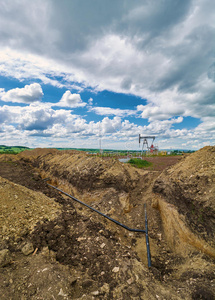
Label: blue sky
xmin=0 ymin=0 xmax=214 ymax=150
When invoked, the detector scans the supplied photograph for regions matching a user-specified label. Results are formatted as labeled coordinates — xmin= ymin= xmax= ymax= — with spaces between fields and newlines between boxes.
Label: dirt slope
xmin=0 ymin=147 xmax=214 ymax=299
xmin=0 ymin=176 xmax=61 ymax=243
xmin=153 ymin=146 xmax=215 ymax=257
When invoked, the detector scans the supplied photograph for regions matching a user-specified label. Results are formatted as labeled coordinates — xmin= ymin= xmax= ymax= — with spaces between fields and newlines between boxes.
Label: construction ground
xmin=0 ymin=146 xmax=214 ymax=299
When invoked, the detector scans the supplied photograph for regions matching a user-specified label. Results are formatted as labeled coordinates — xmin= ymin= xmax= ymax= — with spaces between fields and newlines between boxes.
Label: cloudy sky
xmin=0 ymin=0 xmax=214 ymax=150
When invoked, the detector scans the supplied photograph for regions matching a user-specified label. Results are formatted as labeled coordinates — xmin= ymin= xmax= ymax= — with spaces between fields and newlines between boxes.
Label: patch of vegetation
xmin=128 ymin=158 xmax=153 ymax=168
xmin=0 ymin=145 xmax=30 ymax=154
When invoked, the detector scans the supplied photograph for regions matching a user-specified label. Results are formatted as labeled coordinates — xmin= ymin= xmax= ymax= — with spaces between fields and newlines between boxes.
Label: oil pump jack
xmin=139 ymin=134 xmax=158 ymax=156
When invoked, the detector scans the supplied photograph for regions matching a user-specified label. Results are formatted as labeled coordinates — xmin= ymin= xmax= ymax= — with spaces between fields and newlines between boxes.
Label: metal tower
xmin=139 ymin=135 xmax=156 ymax=155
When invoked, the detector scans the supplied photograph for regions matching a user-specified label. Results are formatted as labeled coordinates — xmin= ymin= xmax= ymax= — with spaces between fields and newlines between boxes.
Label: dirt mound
xmin=22 ymin=149 xmax=145 ymax=192
xmin=153 ymin=146 xmax=215 ymax=257
xmin=0 ymin=176 xmax=61 ymax=245
xmin=19 ymin=148 xmax=59 ymax=158
xmin=0 ymin=153 xmax=18 ymax=162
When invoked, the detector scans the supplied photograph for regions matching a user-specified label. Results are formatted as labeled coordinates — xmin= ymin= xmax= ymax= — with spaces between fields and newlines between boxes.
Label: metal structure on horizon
xmin=139 ymin=134 xmax=158 ymax=155
xmin=99 ymin=123 xmax=103 ymax=154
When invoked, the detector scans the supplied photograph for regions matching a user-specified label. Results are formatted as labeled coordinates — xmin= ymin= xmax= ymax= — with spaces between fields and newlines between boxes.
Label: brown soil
xmin=153 ymin=147 xmax=215 ymax=249
xmin=110 ymin=155 xmax=182 ymax=171
xmin=0 ymin=148 xmax=214 ymax=299
xmin=143 ymin=155 xmax=182 ymax=171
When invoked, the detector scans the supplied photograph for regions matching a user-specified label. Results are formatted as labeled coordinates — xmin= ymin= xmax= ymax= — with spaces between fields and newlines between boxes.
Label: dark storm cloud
xmin=120 ymin=77 xmax=132 ymax=90
xmin=48 ymin=0 xmax=125 ymax=53
xmin=0 ymin=0 xmax=193 ymax=56
xmin=0 ymin=0 xmax=52 ymax=55
xmin=208 ymin=63 xmax=215 ymax=83
xmin=118 ymin=0 xmax=193 ymax=41
xmin=156 ymin=25 xmax=215 ymax=92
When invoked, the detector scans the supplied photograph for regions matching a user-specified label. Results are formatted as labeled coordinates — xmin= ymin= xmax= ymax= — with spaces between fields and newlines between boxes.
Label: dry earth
xmin=0 ymin=147 xmax=214 ymax=299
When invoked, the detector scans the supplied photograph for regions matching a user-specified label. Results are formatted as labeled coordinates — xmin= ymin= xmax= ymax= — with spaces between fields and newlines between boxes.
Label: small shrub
xmin=128 ymin=158 xmax=152 ymax=168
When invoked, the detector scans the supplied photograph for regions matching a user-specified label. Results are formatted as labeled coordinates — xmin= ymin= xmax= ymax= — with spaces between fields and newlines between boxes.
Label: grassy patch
xmin=128 ymin=158 xmax=152 ymax=168
xmin=0 ymin=145 xmax=30 ymax=154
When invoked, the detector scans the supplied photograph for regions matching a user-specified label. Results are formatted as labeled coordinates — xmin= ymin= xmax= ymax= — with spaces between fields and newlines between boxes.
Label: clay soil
xmin=139 ymin=155 xmax=182 ymax=171
xmin=0 ymin=149 xmax=214 ymax=299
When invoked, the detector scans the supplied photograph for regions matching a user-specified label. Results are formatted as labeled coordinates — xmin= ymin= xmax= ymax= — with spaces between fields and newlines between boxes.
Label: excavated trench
xmin=0 ymin=147 xmax=215 ymax=299
xmin=26 ymin=148 xmax=215 ymax=260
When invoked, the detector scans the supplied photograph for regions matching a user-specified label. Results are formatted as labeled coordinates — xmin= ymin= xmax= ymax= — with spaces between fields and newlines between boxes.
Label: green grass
xmin=0 ymin=145 xmax=30 ymax=154
xmin=128 ymin=158 xmax=152 ymax=168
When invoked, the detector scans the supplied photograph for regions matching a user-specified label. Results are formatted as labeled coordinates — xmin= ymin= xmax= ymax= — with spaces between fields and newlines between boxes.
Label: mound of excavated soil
xmin=0 ymin=147 xmax=214 ymax=299
xmin=26 ymin=149 xmax=145 ymax=192
xmin=153 ymin=146 xmax=215 ymax=253
xmin=0 ymin=176 xmax=61 ymax=244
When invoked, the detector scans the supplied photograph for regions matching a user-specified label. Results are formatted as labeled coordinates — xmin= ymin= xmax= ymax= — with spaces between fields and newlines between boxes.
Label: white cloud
xmin=145 ymin=117 xmax=184 ymax=135
xmin=101 ymin=116 xmax=122 ymax=134
xmin=43 ymin=124 xmax=68 ymax=138
xmin=57 ymin=91 xmax=86 ymax=108
xmin=1 ymin=83 xmax=43 ymax=103
xmin=0 ymin=49 xmax=84 ymax=91
xmin=90 ymin=106 xmax=136 ymax=117
xmin=0 ymin=105 xmax=12 ymax=124
xmin=88 ymin=98 xmax=93 ymax=105
xmin=137 ymin=102 xmax=185 ymax=121
xmin=0 ymin=103 xmax=74 ymax=131
xmin=0 ymin=103 xmax=214 ymax=149
xmin=194 ymin=117 xmax=215 ymax=141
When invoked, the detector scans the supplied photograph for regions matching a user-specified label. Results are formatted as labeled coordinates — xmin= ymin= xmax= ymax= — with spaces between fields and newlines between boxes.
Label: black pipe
xmin=45 ymin=180 xmax=151 ymax=267
xmin=47 ymin=183 xmax=146 ymax=233
xmin=144 ymin=203 xmax=151 ymax=267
